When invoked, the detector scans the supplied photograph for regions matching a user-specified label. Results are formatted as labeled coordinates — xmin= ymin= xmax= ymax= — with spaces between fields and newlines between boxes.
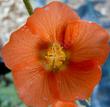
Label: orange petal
xmin=56 ymin=60 xmax=101 ymax=100
xmin=52 ymin=101 xmax=77 ymax=107
xmin=2 ymin=25 xmax=41 ymax=69
xmin=64 ymin=20 xmax=109 ymax=64
xmin=26 ymin=1 xmax=79 ymax=43
xmin=2 ymin=26 xmax=57 ymax=107
xmin=12 ymin=65 xmax=57 ymax=107
xmin=12 ymin=61 xmax=63 ymax=107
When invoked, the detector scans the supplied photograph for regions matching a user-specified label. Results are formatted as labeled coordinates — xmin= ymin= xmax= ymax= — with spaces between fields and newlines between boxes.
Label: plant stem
xmin=23 ymin=0 xmax=33 ymax=15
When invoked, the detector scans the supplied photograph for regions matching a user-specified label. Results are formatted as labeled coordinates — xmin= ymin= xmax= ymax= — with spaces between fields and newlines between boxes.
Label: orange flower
xmin=2 ymin=1 xmax=109 ymax=107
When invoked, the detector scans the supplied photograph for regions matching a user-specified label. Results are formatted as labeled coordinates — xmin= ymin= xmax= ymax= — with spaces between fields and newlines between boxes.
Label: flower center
xmin=45 ymin=43 xmax=66 ymax=71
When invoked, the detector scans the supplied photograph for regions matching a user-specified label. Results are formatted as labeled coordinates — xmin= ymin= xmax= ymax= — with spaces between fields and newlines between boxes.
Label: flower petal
xmin=56 ymin=60 xmax=101 ymax=100
xmin=2 ymin=25 xmax=46 ymax=69
xmin=2 ymin=26 xmax=57 ymax=107
xmin=26 ymin=1 xmax=79 ymax=43
xmin=12 ymin=64 xmax=58 ymax=107
xmin=64 ymin=20 xmax=109 ymax=64
xmin=52 ymin=101 xmax=77 ymax=107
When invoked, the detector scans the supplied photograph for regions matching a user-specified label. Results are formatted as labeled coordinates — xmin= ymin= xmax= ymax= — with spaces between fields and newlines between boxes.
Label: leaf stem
xmin=23 ymin=0 xmax=33 ymax=15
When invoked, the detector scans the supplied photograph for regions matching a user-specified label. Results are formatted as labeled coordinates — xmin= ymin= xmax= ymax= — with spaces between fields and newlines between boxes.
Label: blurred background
xmin=0 ymin=0 xmax=110 ymax=107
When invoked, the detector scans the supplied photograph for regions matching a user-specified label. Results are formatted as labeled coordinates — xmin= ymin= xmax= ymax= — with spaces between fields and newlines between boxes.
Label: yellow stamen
xmin=45 ymin=43 xmax=66 ymax=71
